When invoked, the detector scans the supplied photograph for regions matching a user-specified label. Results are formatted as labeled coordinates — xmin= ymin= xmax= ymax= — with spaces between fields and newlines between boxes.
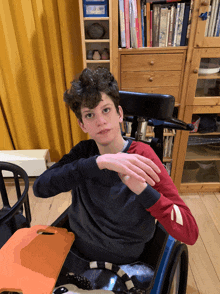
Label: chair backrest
xmin=119 ymin=91 xmax=175 ymax=120
xmin=119 ymin=91 xmax=193 ymax=162
xmin=0 ymin=161 xmax=31 ymax=229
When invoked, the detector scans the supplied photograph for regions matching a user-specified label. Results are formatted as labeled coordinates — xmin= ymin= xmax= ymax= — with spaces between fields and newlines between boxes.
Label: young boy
xmin=33 ymin=67 xmax=198 ymax=265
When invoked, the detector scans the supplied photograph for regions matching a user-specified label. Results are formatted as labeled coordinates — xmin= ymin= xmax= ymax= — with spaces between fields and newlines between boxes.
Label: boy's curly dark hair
xmin=64 ymin=67 xmax=120 ymax=123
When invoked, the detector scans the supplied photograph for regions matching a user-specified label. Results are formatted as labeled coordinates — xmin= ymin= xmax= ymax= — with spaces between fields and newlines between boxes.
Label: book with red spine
xmin=137 ymin=0 xmax=143 ymax=47
xmin=124 ymin=0 xmax=131 ymax=48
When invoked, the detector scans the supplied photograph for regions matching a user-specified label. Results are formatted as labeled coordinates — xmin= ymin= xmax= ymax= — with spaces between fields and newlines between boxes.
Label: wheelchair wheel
xmin=162 ymin=243 xmax=188 ymax=294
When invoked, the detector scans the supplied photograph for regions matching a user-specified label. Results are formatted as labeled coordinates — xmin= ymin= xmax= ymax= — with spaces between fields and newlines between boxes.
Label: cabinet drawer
xmin=120 ymin=87 xmax=180 ymax=103
xmin=121 ymin=54 xmax=184 ymax=71
xmin=121 ymin=71 xmax=181 ymax=88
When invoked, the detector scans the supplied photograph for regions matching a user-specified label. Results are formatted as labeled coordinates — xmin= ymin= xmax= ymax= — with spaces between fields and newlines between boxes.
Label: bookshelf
xmin=78 ymin=0 xmax=118 ymax=77
xmin=78 ymin=0 xmax=220 ymax=191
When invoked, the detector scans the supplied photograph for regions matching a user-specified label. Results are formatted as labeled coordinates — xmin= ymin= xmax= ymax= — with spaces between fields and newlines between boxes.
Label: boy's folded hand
xmin=96 ymin=153 xmax=161 ymax=187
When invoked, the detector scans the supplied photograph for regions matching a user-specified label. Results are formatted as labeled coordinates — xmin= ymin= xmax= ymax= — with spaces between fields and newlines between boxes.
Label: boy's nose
xmin=96 ymin=115 xmax=107 ymax=125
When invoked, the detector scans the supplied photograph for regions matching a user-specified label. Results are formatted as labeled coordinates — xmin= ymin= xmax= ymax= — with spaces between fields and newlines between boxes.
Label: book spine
xmin=152 ymin=4 xmax=161 ymax=47
xmin=137 ymin=0 xmax=143 ymax=47
xmin=141 ymin=0 xmax=145 ymax=47
xmin=146 ymin=2 xmax=151 ymax=47
xmin=215 ymin=5 xmax=220 ymax=36
xmin=119 ymin=0 xmax=126 ymax=48
xmin=168 ymin=5 xmax=175 ymax=46
xmin=150 ymin=9 xmax=153 ymax=47
xmin=173 ymin=3 xmax=181 ymax=46
xmin=214 ymin=3 xmax=220 ymax=36
xmin=165 ymin=8 xmax=171 ymax=46
xmin=208 ymin=0 xmax=218 ymax=37
xmin=176 ymin=2 xmax=185 ymax=46
xmin=159 ymin=7 xmax=168 ymax=47
xmin=124 ymin=0 xmax=131 ymax=48
xmin=133 ymin=0 xmax=140 ymax=47
xmin=205 ymin=5 xmax=212 ymax=37
xmin=180 ymin=3 xmax=190 ymax=46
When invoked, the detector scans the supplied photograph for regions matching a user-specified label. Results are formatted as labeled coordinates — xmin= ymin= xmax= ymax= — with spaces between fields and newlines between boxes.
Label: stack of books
xmin=118 ymin=0 xmax=193 ymax=48
xmin=205 ymin=0 xmax=220 ymax=37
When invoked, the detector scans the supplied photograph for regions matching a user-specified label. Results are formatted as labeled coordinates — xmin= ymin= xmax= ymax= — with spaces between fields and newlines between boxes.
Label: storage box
xmin=83 ymin=0 xmax=108 ymax=17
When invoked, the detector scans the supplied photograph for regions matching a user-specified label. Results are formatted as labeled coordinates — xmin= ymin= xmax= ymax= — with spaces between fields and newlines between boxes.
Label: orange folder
xmin=0 ymin=225 xmax=75 ymax=294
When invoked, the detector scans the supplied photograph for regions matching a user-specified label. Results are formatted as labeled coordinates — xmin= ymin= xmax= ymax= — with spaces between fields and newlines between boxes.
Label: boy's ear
xmin=78 ymin=119 xmax=87 ymax=133
xmin=118 ymin=105 xmax=123 ymax=123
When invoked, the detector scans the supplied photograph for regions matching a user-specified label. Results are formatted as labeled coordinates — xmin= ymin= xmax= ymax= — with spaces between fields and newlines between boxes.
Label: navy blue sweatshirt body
xmin=33 ymin=139 xmax=160 ymax=264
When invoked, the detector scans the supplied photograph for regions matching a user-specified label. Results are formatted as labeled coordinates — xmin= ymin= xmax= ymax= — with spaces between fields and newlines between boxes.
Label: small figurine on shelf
xmin=87 ymin=50 xmax=93 ymax=60
xmin=93 ymin=50 xmax=101 ymax=60
xmin=101 ymin=48 xmax=109 ymax=60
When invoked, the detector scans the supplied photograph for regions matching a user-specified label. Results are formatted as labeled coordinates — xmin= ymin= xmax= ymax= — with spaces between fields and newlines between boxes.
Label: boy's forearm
xmin=96 ymin=155 xmax=106 ymax=170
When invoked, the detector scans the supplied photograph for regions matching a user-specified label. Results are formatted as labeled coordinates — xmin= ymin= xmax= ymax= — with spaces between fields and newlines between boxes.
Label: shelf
xmin=189 ymin=132 xmax=220 ymax=136
xmin=185 ymin=146 xmax=220 ymax=161
xmin=85 ymin=39 xmax=110 ymax=43
xmin=84 ymin=17 xmax=109 ymax=20
xmin=86 ymin=60 xmax=110 ymax=63
xmin=198 ymin=72 xmax=220 ymax=80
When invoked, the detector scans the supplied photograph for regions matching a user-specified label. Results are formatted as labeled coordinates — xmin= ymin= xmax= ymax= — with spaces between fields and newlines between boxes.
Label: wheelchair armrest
xmin=148 ymin=118 xmax=194 ymax=131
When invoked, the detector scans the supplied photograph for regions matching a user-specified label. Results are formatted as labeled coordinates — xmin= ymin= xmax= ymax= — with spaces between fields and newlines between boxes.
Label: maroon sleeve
xmin=127 ymin=141 xmax=199 ymax=245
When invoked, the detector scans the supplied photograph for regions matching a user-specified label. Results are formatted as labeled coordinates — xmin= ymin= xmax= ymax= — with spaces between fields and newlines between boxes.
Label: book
xmin=146 ymin=2 xmax=151 ymax=47
xmin=159 ymin=6 xmax=169 ymax=47
xmin=205 ymin=5 xmax=212 ymax=37
xmin=173 ymin=2 xmax=181 ymax=46
xmin=176 ymin=2 xmax=185 ymax=46
xmin=214 ymin=3 xmax=220 ymax=36
xmin=152 ymin=4 xmax=161 ymax=47
xmin=168 ymin=5 xmax=176 ymax=46
xmin=129 ymin=0 xmax=138 ymax=48
xmin=150 ymin=9 xmax=153 ymax=47
xmin=141 ymin=0 xmax=145 ymax=46
xmin=124 ymin=0 xmax=131 ymax=48
xmin=180 ymin=3 xmax=190 ymax=46
xmin=165 ymin=7 xmax=171 ymax=46
xmin=137 ymin=0 xmax=143 ymax=47
xmin=132 ymin=0 xmax=140 ymax=47
xmin=215 ymin=4 xmax=220 ymax=36
xmin=119 ymin=0 xmax=126 ymax=48
xmin=208 ymin=0 xmax=219 ymax=37
xmin=186 ymin=0 xmax=194 ymax=45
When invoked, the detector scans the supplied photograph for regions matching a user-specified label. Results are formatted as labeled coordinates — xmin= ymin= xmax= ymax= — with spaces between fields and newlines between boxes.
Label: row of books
xmin=124 ymin=121 xmax=175 ymax=159
xmin=118 ymin=0 xmax=193 ymax=48
xmin=205 ymin=0 xmax=220 ymax=37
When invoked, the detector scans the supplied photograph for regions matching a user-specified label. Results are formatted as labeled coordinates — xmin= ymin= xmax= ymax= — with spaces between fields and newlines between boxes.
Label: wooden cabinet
xmin=174 ymin=0 xmax=220 ymax=192
xmin=119 ymin=48 xmax=186 ymax=105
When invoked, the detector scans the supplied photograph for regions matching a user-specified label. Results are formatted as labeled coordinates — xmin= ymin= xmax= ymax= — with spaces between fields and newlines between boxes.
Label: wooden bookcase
xmin=78 ymin=0 xmax=220 ymax=191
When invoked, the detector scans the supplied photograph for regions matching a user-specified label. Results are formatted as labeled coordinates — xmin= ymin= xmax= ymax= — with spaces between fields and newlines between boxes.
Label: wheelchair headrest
xmin=119 ymin=91 xmax=175 ymax=120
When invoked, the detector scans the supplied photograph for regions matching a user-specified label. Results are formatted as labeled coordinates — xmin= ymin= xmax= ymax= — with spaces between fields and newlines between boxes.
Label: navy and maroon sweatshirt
xmin=33 ymin=138 xmax=198 ymax=264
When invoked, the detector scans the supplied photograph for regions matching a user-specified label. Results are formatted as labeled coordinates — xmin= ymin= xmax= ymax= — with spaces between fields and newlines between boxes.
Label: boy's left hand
xmin=118 ymin=173 xmax=148 ymax=195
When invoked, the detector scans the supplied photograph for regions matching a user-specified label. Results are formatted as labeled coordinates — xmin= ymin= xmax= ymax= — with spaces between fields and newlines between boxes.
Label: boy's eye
xmin=85 ymin=113 xmax=94 ymax=119
xmin=103 ymin=108 xmax=110 ymax=113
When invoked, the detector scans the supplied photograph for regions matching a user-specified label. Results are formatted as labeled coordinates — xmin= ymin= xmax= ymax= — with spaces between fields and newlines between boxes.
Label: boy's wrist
xmin=96 ymin=155 xmax=105 ymax=170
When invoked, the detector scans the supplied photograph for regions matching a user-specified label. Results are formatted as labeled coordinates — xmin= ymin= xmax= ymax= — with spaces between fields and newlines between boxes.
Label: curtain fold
xmin=0 ymin=0 xmax=85 ymax=161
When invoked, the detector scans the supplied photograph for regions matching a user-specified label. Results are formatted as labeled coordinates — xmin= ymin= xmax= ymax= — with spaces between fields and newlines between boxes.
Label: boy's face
xmin=78 ymin=93 xmax=123 ymax=146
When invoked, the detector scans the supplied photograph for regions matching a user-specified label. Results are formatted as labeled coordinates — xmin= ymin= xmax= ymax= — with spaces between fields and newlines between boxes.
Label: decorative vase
xmin=93 ymin=50 xmax=101 ymax=60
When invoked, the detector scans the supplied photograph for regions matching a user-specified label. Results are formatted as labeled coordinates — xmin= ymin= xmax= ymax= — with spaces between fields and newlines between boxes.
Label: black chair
xmin=52 ymin=92 xmax=192 ymax=293
xmin=119 ymin=91 xmax=193 ymax=162
xmin=0 ymin=161 xmax=31 ymax=249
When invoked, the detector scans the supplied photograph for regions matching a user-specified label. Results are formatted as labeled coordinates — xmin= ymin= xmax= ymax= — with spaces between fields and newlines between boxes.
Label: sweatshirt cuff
xmin=78 ymin=155 xmax=103 ymax=179
xmin=137 ymin=184 xmax=161 ymax=209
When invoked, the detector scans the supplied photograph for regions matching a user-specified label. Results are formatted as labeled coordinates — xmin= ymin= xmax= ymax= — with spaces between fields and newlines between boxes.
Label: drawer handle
xmin=150 ymin=61 xmax=154 ymax=65
xmin=201 ymin=0 xmax=209 ymax=6
xmin=149 ymin=77 xmax=153 ymax=82
xmin=193 ymin=69 xmax=198 ymax=73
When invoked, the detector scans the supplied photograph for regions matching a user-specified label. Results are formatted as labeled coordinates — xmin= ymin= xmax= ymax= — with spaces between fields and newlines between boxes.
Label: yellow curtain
xmin=0 ymin=0 xmax=86 ymax=162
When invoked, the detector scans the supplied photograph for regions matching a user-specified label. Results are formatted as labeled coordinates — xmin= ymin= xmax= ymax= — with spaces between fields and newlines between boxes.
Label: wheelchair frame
xmin=52 ymin=92 xmax=191 ymax=294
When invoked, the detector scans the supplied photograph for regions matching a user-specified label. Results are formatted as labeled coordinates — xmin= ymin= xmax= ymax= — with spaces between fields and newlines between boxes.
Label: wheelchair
xmin=52 ymin=91 xmax=193 ymax=294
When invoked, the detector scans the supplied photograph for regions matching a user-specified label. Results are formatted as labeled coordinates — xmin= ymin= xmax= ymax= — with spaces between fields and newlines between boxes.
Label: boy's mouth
xmin=98 ymin=129 xmax=110 ymax=134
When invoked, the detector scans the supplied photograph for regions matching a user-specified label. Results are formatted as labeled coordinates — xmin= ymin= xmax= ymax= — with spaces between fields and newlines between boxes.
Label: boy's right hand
xmin=96 ymin=153 xmax=161 ymax=187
